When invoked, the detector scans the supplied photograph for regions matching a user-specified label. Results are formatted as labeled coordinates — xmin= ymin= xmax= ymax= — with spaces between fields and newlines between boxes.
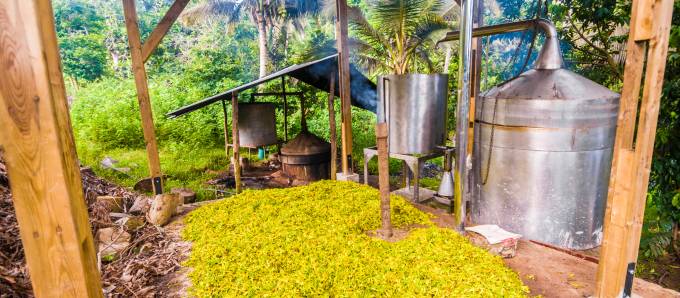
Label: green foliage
xmin=183 ymin=181 xmax=528 ymax=297
xmin=550 ymin=0 xmax=629 ymax=86
xmin=54 ymin=0 xmax=108 ymax=82
xmin=348 ymin=0 xmax=452 ymax=74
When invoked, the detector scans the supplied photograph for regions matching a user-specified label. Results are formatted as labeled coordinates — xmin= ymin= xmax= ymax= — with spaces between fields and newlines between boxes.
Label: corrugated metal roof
xmin=166 ymin=54 xmax=377 ymax=118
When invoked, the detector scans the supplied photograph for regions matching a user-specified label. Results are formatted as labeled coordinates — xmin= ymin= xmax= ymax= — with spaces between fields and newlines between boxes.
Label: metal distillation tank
xmin=472 ymin=20 xmax=620 ymax=250
xmin=238 ymin=103 xmax=278 ymax=148
xmin=377 ymin=74 xmax=449 ymax=154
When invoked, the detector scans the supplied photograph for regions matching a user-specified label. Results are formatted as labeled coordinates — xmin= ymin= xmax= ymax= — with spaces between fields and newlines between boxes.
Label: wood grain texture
xmin=232 ymin=92 xmax=242 ymax=193
xmin=122 ymin=0 xmax=164 ymax=194
xmin=141 ymin=0 xmax=190 ymax=63
xmin=376 ymin=123 xmax=391 ymax=236
xmin=0 ymin=1 xmax=102 ymax=296
xmin=596 ymin=0 xmax=675 ymax=296
xmin=335 ymin=0 xmax=353 ymax=174
xmin=328 ymin=74 xmax=337 ymax=180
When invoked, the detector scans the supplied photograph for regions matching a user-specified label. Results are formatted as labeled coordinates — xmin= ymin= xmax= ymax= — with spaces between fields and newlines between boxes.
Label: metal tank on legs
xmin=377 ymin=74 xmax=449 ymax=155
xmin=470 ymin=20 xmax=620 ymax=250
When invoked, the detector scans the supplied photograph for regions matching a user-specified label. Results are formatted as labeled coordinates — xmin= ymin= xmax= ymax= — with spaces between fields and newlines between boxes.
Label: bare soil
xmin=414 ymin=203 xmax=680 ymax=297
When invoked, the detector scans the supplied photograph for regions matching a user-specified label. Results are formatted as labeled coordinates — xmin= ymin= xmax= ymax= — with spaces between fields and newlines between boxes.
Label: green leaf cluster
xmin=183 ymin=181 xmax=528 ymax=297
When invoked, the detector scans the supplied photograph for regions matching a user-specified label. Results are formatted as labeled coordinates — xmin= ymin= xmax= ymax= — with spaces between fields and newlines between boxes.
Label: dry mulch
xmin=0 ymin=157 xmax=188 ymax=298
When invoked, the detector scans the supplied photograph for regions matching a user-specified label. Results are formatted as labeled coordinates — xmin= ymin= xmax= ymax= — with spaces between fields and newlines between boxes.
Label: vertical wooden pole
xmin=596 ymin=0 xmax=674 ymax=296
xmin=0 ymin=1 xmax=102 ymax=296
xmin=232 ymin=92 xmax=242 ymax=193
xmin=281 ymin=76 xmax=289 ymax=141
xmin=221 ymin=99 xmax=230 ymax=161
xmin=376 ymin=123 xmax=392 ymax=237
xmin=328 ymin=74 xmax=337 ymax=180
xmin=122 ymin=0 xmax=164 ymax=195
xmin=336 ymin=0 xmax=353 ymax=175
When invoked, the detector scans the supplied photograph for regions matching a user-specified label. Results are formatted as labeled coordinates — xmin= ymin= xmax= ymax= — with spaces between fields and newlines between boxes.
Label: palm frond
xmin=180 ymin=0 xmax=241 ymax=26
xmin=348 ymin=6 xmax=390 ymax=54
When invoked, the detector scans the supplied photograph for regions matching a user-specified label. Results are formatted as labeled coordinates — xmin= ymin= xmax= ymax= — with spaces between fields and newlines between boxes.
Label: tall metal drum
xmin=238 ymin=103 xmax=278 ymax=148
xmin=472 ymin=68 xmax=620 ymax=250
xmin=377 ymin=74 xmax=448 ymax=155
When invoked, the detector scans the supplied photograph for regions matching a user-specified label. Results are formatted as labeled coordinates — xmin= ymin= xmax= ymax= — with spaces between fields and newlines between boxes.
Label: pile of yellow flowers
xmin=183 ymin=180 xmax=528 ymax=297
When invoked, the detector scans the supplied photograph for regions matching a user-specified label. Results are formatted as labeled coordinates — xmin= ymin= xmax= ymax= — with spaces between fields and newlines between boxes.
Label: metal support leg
xmin=413 ymin=161 xmax=421 ymax=202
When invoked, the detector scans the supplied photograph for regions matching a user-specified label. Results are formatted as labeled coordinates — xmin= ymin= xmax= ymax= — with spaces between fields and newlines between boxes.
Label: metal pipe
xmin=439 ymin=19 xmax=563 ymax=70
xmin=454 ymin=0 xmax=474 ymax=227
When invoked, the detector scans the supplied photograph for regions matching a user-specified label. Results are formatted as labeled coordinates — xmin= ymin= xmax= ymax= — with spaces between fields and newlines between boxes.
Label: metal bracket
xmin=152 ymin=176 xmax=162 ymax=195
xmin=623 ymin=262 xmax=636 ymax=298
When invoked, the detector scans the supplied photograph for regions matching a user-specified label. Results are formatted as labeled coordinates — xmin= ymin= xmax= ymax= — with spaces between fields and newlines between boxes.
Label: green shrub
xmin=183 ymin=181 xmax=528 ymax=297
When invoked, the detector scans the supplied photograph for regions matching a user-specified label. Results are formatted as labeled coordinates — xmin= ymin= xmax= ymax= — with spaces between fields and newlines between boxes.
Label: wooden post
xmin=232 ymin=92 xmax=242 ymax=193
xmin=336 ymin=0 xmax=354 ymax=175
xmin=281 ymin=76 xmax=289 ymax=141
xmin=0 ymin=1 xmax=102 ymax=296
xmin=221 ymin=99 xmax=230 ymax=160
xmin=328 ymin=74 xmax=337 ymax=180
xmin=123 ymin=0 xmax=164 ymax=194
xmin=595 ymin=0 xmax=674 ymax=296
xmin=376 ymin=123 xmax=392 ymax=237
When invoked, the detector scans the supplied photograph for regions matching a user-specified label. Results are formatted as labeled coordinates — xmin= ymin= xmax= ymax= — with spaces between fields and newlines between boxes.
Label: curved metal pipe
xmin=438 ymin=18 xmax=563 ymax=70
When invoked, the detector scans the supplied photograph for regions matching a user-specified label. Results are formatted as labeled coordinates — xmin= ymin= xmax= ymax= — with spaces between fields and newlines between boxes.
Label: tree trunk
xmin=255 ymin=8 xmax=268 ymax=78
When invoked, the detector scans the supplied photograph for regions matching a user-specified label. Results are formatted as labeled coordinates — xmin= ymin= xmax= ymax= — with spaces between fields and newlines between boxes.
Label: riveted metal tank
xmin=377 ymin=74 xmax=449 ymax=155
xmin=238 ymin=103 xmax=278 ymax=148
xmin=471 ymin=20 xmax=620 ymax=250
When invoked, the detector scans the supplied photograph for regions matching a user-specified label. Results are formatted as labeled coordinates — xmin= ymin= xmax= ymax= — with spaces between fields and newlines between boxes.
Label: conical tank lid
xmin=482 ymin=68 xmax=620 ymax=101
xmin=281 ymin=130 xmax=331 ymax=156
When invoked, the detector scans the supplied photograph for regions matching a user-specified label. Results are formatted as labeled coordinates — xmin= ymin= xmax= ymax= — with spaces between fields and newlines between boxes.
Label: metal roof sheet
xmin=166 ymin=54 xmax=377 ymax=118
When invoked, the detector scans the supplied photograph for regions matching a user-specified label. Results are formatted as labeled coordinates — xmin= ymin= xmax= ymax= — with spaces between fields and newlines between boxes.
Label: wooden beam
xmin=376 ymin=123 xmax=392 ymax=237
xmin=328 ymin=74 xmax=337 ymax=180
xmin=281 ymin=76 xmax=289 ymax=141
xmin=123 ymin=0 xmax=164 ymax=194
xmin=0 ymin=1 xmax=102 ymax=296
xmin=232 ymin=92 xmax=242 ymax=193
xmin=596 ymin=0 xmax=674 ymax=296
xmin=336 ymin=0 xmax=354 ymax=175
xmin=221 ymin=99 xmax=231 ymax=163
xmin=141 ymin=0 xmax=190 ymax=63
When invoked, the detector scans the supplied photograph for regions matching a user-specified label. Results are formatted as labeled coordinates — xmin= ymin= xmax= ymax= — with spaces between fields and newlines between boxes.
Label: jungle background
xmin=55 ymin=0 xmax=679 ymax=287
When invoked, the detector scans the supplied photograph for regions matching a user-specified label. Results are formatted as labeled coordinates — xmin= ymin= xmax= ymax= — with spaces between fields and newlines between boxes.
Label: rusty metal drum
xmin=472 ymin=68 xmax=620 ymax=250
xmin=238 ymin=103 xmax=278 ymax=148
xmin=377 ymin=74 xmax=449 ymax=155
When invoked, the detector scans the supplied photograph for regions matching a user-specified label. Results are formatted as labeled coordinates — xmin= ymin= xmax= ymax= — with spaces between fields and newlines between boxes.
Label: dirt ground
xmin=416 ymin=203 xmax=680 ymax=298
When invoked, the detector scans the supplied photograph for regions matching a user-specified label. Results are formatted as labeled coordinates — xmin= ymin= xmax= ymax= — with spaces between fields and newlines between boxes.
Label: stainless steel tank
xmin=377 ymin=74 xmax=449 ymax=154
xmin=471 ymin=20 xmax=620 ymax=250
xmin=238 ymin=103 xmax=278 ymax=148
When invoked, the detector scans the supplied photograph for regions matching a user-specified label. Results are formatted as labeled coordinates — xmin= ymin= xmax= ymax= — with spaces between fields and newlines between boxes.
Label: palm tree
xmin=348 ymin=0 xmax=453 ymax=75
xmin=181 ymin=0 xmax=320 ymax=78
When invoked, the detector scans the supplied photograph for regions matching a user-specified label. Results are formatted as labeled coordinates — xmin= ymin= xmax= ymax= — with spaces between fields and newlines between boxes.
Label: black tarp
xmin=166 ymin=54 xmax=377 ymax=118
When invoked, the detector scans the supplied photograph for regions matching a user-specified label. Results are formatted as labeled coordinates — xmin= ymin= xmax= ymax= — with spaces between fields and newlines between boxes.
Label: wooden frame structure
xmin=2 ymin=0 xmax=673 ymax=296
xmin=121 ymin=0 xmax=190 ymax=195
xmin=595 ymin=0 xmax=674 ymax=296
xmin=0 ymin=1 xmax=103 ymax=296
xmin=0 ymin=0 xmax=350 ymax=294
xmin=217 ymin=73 xmax=340 ymax=191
